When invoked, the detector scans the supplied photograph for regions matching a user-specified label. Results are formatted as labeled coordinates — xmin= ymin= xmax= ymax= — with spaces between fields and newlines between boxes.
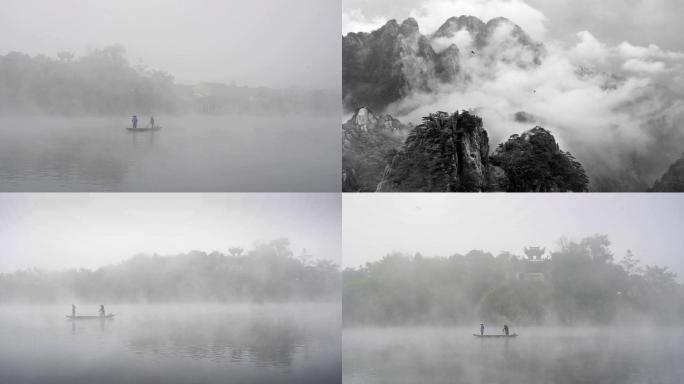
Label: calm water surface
xmin=0 ymin=304 xmax=340 ymax=384
xmin=0 ymin=116 xmax=339 ymax=191
xmin=343 ymin=326 xmax=684 ymax=384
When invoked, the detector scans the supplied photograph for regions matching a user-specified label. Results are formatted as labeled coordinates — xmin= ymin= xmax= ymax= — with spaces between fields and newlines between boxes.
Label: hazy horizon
xmin=343 ymin=194 xmax=684 ymax=280
xmin=0 ymin=193 xmax=341 ymax=272
xmin=1 ymin=0 xmax=341 ymax=90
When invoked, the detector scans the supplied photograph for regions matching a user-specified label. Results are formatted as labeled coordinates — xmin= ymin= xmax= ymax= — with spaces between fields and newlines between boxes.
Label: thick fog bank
xmin=0 ymin=47 xmax=338 ymax=117
xmin=0 ymin=240 xmax=340 ymax=304
xmin=344 ymin=235 xmax=684 ymax=326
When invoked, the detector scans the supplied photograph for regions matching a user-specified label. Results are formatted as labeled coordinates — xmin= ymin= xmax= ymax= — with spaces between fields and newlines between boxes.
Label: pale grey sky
xmin=0 ymin=193 xmax=340 ymax=272
xmin=0 ymin=0 xmax=341 ymax=90
xmin=343 ymin=0 xmax=684 ymax=51
xmin=343 ymin=194 xmax=684 ymax=280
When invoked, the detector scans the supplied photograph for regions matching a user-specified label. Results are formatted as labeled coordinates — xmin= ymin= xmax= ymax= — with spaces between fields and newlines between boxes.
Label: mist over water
xmin=0 ymin=115 xmax=339 ymax=191
xmin=343 ymin=326 xmax=684 ymax=384
xmin=0 ymin=303 xmax=341 ymax=384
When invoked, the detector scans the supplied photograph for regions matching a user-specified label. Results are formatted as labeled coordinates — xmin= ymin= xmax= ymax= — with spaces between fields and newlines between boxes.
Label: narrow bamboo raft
xmin=473 ymin=333 xmax=518 ymax=338
xmin=66 ymin=314 xmax=115 ymax=320
xmin=126 ymin=126 xmax=161 ymax=132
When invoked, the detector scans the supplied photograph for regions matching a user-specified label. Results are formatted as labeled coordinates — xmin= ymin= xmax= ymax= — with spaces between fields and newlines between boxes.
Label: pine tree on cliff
xmin=381 ymin=111 xmax=490 ymax=192
xmin=379 ymin=112 xmax=589 ymax=192
xmin=490 ymin=127 xmax=589 ymax=192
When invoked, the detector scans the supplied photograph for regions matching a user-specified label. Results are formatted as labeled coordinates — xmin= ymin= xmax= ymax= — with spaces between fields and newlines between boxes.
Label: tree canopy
xmin=0 ymin=240 xmax=339 ymax=303
xmin=0 ymin=47 xmax=337 ymax=116
xmin=343 ymin=235 xmax=683 ymax=325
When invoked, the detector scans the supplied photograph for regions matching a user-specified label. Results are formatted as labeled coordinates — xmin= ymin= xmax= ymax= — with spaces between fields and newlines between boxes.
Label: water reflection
xmin=0 ymin=115 xmax=339 ymax=191
xmin=0 ymin=304 xmax=341 ymax=384
xmin=343 ymin=327 xmax=684 ymax=384
xmin=123 ymin=312 xmax=309 ymax=366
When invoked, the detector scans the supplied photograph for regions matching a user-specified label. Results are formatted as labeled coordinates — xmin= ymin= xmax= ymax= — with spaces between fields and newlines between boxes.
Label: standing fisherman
xmin=99 ymin=304 xmax=105 ymax=317
xmin=132 ymin=115 xmax=138 ymax=129
xmin=480 ymin=323 xmax=485 ymax=336
xmin=503 ymin=324 xmax=509 ymax=336
xmin=150 ymin=116 xmax=155 ymax=128
xmin=72 ymin=304 xmax=76 ymax=317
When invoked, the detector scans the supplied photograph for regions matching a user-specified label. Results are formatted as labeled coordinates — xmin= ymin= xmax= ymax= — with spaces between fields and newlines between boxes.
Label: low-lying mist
xmin=0 ymin=46 xmax=338 ymax=117
xmin=343 ymin=235 xmax=684 ymax=326
xmin=0 ymin=239 xmax=340 ymax=304
xmin=390 ymin=31 xmax=684 ymax=189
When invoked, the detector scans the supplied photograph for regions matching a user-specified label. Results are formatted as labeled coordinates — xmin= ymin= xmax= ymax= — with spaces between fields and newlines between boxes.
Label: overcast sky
xmin=0 ymin=193 xmax=340 ymax=272
xmin=0 ymin=0 xmax=341 ymax=90
xmin=343 ymin=0 xmax=684 ymax=51
xmin=343 ymin=194 xmax=684 ymax=280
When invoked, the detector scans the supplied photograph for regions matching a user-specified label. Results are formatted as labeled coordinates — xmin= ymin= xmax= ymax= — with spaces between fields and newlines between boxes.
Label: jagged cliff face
xmin=343 ymin=107 xmax=410 ymax=136
xmin=342 ymin=107 xmax=410 ymax=192
xmin=651 ymin=153 xmax=684 ymax=191
xmin=369 ymin=111 xmax=588 ymax=192
xmin=377 ymin=111 xmax=492 ymax=192
xmin=342 ymin=15 xmax=545 ymax=112
xmin=343 ymin=18 xmax=439 ymax=112
xmin=431 ymin=16 xmax=544 ymax=67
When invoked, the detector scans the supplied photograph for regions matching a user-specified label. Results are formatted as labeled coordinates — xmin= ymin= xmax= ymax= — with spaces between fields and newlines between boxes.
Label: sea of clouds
xmin=343 ymin=0 xmax=684 ymax=189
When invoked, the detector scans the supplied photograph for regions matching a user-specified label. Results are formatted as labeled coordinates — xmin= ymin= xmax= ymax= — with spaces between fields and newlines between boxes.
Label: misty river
xmin=0 ymin=115 xmax=338 ymax=191
xmin=343 ymin=326 xmax=684 ymax=384
xmin=0 ymin=303 xmax=340 ymax=384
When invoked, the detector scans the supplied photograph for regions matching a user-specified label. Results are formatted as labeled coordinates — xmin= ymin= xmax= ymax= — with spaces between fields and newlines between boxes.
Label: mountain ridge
xmin=343 ymin=15 xmax=545 ymax=113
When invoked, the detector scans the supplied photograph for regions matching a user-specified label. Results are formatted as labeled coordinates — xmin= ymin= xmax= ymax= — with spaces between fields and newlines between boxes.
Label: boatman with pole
xmin=480 ymin=323 xmax=485 ymax=336
xmin=72 ymin=304 xmax=76 ymax=317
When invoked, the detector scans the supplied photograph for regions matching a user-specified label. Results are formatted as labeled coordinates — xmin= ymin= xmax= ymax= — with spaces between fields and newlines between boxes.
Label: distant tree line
xmin=343 ymin=235 xmax=683 ymax=325
xmin=0 ymin=239 xmax=339 ymax=303
xmin=0 ymin=46 xmax=337 ymax=116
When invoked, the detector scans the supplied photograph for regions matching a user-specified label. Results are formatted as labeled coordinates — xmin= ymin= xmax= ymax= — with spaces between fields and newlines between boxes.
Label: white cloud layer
xmin=342 ymin=9 xmax=387 ymax=35
xmin=343 ymin=0 xmax=684 ymax=188
xmin=343 ymin=0 xmax=547 ymax=39
xmin=389 ymin=30 xmax=684 ymax=188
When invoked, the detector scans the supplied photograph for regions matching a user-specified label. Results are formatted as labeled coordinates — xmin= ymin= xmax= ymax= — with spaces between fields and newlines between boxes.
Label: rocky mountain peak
xmin=343 ymin=15 xmax=546 ymax=112
xmin=350 ymin=107 xmax=378 ymax=132
xmin=367 ymin=110 xmax=588 ymax=192
xmin=400 ymin=17 xmax=420 ymax=35
xmin=434 ymin=15 xmax=487 ymax=40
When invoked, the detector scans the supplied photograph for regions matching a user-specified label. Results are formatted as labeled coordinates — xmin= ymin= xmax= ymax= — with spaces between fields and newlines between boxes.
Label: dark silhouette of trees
xmin=0 ymin=47 xmax=337 ymax=116
xmin=490 ymin=127 xmax=589 ymax=192
xmin=343 ymin=235 xmax=683 ymax=325
xmin=0 ymin=240 xmax=339 ymax=303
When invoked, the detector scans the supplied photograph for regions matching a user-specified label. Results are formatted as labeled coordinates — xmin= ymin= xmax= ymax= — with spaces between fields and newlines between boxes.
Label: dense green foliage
xmin=0 ymin=240 xmax=339 ymax=303
xmin=0 ymin=46 xmax=336 ymax=116
xmin=343 ymin=235 xmax=683 ymax=325
xmin=490 ymin=127 xmax=589 ymax=192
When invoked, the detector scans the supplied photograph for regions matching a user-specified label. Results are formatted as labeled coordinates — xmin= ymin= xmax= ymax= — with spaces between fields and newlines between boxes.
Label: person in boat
xmin=72 ymin=304 xmax=76 ymax=317
xmin=480 ymin=323 xmax=485 ymax=336
xmin=503 ymin=324 xmax=509 ymax=336
xmin=132 ymin=115 xmax=138 ymax=129
xmin=99 ymin=304 xmax=105 ymax=317
xmin=150 ymin=116 xmax=155 ymax=128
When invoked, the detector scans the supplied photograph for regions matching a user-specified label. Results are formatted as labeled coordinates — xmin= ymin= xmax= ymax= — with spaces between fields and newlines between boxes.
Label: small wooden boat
xmin=66 ymin=314 xmax=115 ymax=320
xmin=473 ymin=333 xmax=518 ymax=338
xmin=126 ymin=126 xmax=161 ymax=132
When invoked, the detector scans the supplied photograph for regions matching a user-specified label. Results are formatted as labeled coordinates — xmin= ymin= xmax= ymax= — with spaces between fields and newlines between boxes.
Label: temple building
xmin=521 ymin=246 xmax=549 ymax=281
